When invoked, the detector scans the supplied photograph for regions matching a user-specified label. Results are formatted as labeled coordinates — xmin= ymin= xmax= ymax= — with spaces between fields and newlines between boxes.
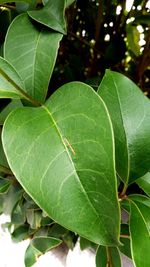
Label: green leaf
xmin=2 ymin=184 xmax=23 ymax=215
xmin=4 ymin=13 xmax=63 ymax=103
xmin=129 ymin=195 xmax=150 ymax=232
xmin=66 ymin=0 xmax=75 ymax=7
xmin=96 ymin=246 xmax=107 ymax=267
xmin=43 ymin=0 xmax=75 ymax=8
xmin=11 ymin=202 xmax=26 ymax=224
xmin=129 ymin=201 xmax=150 ymax=267
xmin=126 ymin=24 xmax=141 ymax=57
xmin=25 ymin=244 xmax=40 ymax=267
xmin=98 ymin=70 xmax=150 ymax=185
xmin=31 ymin=236 xmax=62 ymax=253
xmin=0 ymin=0 xmax=32 ymax=3
xmin=28 ymin=0 xmax=66 ymax=34
xmin=0 ymin=129 xmax=9 ymax=168
xmin=12 ymin=224 xmax=29 ymax=242
xmin=0 ymin=99 xmax=23 ymax=125
xmin=120 ymin=224 xmax=131 ymax=259
xmin=26 ymin=209 xmax=42 ymax=229
xmin=0 ymin=57 xmax=26 ymax=99
xmin=134 ymin=15 xmax=150 ymax=25
xmin=25 ymin=236 xmax=61 ymax=267
xmin=0 ymin=176 xmax=11 ymax=194
xmin=2 ymin=82 xmax=120 ymax=246
xmin=96 ymin=246 xmax=122 ymax=267
xmin=136 ymin=172 xmax=150 ymax=197
xmin=80 ymin=237 xmax=97 ymax=251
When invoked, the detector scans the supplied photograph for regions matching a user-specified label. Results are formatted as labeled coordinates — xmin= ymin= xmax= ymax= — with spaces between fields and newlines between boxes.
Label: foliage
xmin=0 ymin=1 xmax=150 ymax=266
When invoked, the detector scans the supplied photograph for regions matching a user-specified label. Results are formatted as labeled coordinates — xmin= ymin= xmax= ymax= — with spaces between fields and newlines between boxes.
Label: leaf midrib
xmin=42 ymin=104 xmax=106 ymax=222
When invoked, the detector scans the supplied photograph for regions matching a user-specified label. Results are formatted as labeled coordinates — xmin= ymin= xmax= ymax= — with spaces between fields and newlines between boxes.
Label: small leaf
xmin=25 ymin=244 xmax=40 ymax=267
xmin=0 ymin=99 xmax=23 ymax=125
xmin=2 ymin=184 xmax=23 ymax=215
xmin=0 ymin=176 xmax=11 ymax=194
xmin=12 ymin=224 xmax=29 ymax=242
xmin=96 ymin=246 xmax=122 ymax=267
xmin=98 ymin=70 xmax=150 ymax=185
xmin=4 ymin=13 xmax=63 ymax=103
xmin=80 ymin=237 xmax=97 ymax=251
xmin=11 ymin=202 xmax=26 ymax=224
xmin=129 ymin=201 xmax=150 ymax=267
xmin=26 ymin=209 xmax=42 ymax=229
xmin=120 ymin=224 xmax=131 ymax=259
xmin=129 ymin=194 xmax=150 ymax=232
xmin=0 ymin=130 xmax=9 ymax=168
xmin=134 ymin=15 xmax=150 ymax=25
xmin=126 ymin=24 xmax=141 ymax=56
xmin=31 ymin=236 xmax=62 ymax=253
xmin=136 ymin=172 xmax=150 ymax=197
xmin=2 ymin=82 xmax=120 ymax=246
xmin=0 ymin=0 xmax=32 ymax=3
xmin=96 ymin=246 xmax=107 ymax=267
xmin=28 ymin=0 xmax=66 ymax=34
xmin=0 ymin=57 xmax=26 ymax=99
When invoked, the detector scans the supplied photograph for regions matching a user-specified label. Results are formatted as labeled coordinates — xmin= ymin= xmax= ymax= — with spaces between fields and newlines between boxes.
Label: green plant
xmin=0 ymin=1 xmax=150 ymax=267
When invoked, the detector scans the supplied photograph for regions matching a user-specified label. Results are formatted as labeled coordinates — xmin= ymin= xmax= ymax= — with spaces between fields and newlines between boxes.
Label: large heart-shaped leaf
xmin=0 ymin=57 xmax=25 ymax=99
xmin=4 ymin=13 xmax=63 ymax=103
xmin=98 ymin=70 xmax=150 ymax=185
xmin=28 ymin=0 xmax=66 ymax=34
xmin=129 ymin=200 xmax=150 ymax=267
xmin=2 ymin=82 xmax=120 ymax=246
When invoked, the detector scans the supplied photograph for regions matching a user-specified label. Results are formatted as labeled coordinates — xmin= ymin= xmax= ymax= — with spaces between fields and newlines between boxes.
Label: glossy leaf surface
xmin=129 ymin=195 xmax=150 ymax=232
xmin=0 ymin=99 xmax=23 ymax=125
xmin=28 ymin=0 xmax=66 ymax=34
xmin=136 ymin=172 xmax=150 ymax=197
xmin=98 ymin=70 xmax=150 ymax=184
xmin=2 ymin=82 xmax=120 ymax=246
xmin=4 ymin=14 xmax=63 ymax=103
xmin=96 ymin=246 xmax=122 ymax=267
xmin=0 ymin=57 xmax=25 ymax=99
xmin=129 ymin=201 xmax=150 ymax=267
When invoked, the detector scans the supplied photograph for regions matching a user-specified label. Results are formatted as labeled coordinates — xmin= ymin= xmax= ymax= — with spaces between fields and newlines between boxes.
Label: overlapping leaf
xmin=136 ymin=172 xmax=150 ymax=197
xmin=96 ymin=246 xmax=122 ymax=267
xmin=98 ymin=70 xmax=150 ymax=185
xmin=25 ymin=236 xmax=62 ymax=267
xmin=4 ymin=13 xmax=63 ymax=103
xmin=0 ymin=57 xmax=26 ymax=99
xmin=28 ymin=0 xmax=66 ymax=34
xmin=0 ymin=0 xmax=32 ymax=3
xmin=2 ymin=82 xmax=120 ymax=246
xmin=129 ymin=200 xmax=150 ymax=267
xmin=0 ymin=100 xmax=23 ymax=125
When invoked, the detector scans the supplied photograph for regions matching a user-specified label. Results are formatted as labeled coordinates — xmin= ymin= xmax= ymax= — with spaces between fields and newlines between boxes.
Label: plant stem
xmin=119 ymin=183 xmax=128 ymax=198
xmin=120 ymin=234 xmax=130 ymax=239
xmin=0 ymin=4 xmax=16 ymax=10
xmin=0 ymin=68 xmax=41 ymax=107
xmin=0 ymin=165 xmax=13 ymax=175
xmin=106 ymin=247 xmax=113 ymax=267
